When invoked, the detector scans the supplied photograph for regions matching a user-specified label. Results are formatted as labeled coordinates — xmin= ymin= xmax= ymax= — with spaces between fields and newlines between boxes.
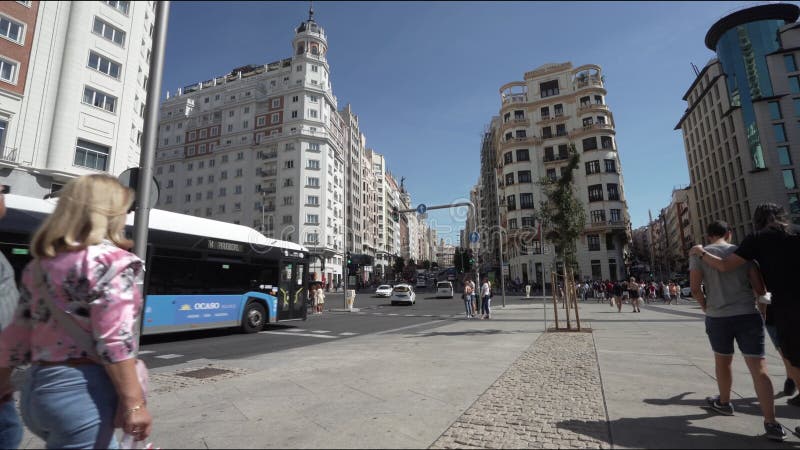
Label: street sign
xmin=502 ymin=265 xmax=509 ymax=276
xmin=469 ymin=232 xmax=479 ymax=243
xmin=416 ymin=203 xmax=427 ymax=214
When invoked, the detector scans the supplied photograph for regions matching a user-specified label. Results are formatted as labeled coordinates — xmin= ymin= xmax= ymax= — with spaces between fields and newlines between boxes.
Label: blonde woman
xmin=0 ymin=174 xmax=152 ymax=448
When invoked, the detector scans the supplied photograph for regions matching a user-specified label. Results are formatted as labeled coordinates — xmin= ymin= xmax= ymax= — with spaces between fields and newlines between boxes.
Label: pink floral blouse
xmin=0 ymin=242 xmax=144 ymax=366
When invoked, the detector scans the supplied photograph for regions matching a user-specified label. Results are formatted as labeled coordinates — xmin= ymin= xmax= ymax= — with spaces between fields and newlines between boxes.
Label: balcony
xmin=578 ymin=102 xmax=609 ymax=113
xmin=0 ymin=147 xmax=18 ymax=164
xmin=574 ymin=77 xmax=605 ymax=90
xmin=586 ymin=220 xmax=627 ymax=230
xmin=569 ymin=123 xmax=615 ymax=139
xmin=543 ymin=154 xmax=570 ymax=165
xmin=499 ymin=135 xmax=541 ymax=150
xmin=257 ymin=168 xmax=277 ymax=177
xmin=261 ymin=186 xmax=277 ymax=194
xmin=259 ymin=151 xmax=277 ymax=160
xmin=501 ymin=117 xmax=530 ymax=131
xmin=502 ymin=94 xmax=528 ymax=106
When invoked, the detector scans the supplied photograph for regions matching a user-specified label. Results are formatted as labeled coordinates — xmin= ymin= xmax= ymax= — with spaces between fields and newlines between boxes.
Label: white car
xmin=436 ymin=281 xmax=454 ymax=299
xmin=375 ymin=285 xmax=393 ymax=298
xmin=391 ymin=284 xmax=416 ymax=305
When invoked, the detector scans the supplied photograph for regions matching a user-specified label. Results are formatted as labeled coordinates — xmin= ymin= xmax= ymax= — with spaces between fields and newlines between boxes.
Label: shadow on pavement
xmin=557 ymin=392 xmax=800 ymax=449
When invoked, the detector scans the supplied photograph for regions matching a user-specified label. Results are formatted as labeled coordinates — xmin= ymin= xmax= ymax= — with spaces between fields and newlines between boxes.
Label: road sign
xmin=469 ymin=231 xmax=480 ymax=243
xmin=502 ymin=265 xmax=509 ymax=276
xmin=416 ymin=203 xmax=427 ymax=214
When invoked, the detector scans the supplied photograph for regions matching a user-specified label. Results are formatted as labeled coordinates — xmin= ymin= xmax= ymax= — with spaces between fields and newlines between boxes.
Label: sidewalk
xmin=18 ymin=299 xmax=800 ymax=449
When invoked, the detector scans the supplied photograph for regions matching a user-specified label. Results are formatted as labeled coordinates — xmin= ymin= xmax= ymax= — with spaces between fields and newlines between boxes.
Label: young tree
xmin=534 ymin=144 xmax=587 ymax=270
xmin=453 ymin=247 xmax=464 ymax=273
xmin=393 ymin=256 xmax=405 ymax=275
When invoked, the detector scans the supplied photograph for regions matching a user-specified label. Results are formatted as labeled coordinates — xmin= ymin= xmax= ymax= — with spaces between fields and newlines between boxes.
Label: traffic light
xmin=391 ymin=206 xmax=399 ymax=221
xmin=347 ymin=251 xmax=352 ymax=265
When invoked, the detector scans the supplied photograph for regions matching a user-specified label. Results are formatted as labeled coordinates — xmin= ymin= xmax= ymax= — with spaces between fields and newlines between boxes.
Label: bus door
xmin=277 ymin=260 xmax=308 ymax=320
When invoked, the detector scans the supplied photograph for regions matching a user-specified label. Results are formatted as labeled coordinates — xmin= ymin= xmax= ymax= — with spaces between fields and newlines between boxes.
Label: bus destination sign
xmin=207 ymin=239 xmax=244 ymax=253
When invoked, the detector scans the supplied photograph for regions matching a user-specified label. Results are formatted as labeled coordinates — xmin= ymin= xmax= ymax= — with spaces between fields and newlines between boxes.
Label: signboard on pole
xmin=502 ymin=264 xmax=509 ymax=276
xmin=469 ymin=232 xmax=480 ymax=243
xmin=416 ymin=204 xmax=427 ymax=215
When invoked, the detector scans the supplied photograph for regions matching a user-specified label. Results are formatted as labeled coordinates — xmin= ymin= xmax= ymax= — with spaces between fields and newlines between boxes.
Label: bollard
xmin=346 ymin=289 xmax=356 ymax=311
xmin=525 ymin=284 xmax=531 ymax=298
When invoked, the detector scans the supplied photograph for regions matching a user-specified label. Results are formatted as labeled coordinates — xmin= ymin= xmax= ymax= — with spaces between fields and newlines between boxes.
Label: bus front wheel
xmin=242 ymin=301 xmax=266 ymax=333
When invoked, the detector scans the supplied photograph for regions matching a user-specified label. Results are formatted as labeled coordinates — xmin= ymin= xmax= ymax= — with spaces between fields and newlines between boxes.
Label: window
xmin=237 ymin=152 xmax=244 ymax=160
xmin=783 ymin=169 xmax=797 ymax=189
xmin=604 ymin=159 xmax=616 ymax=173
xmin=590 ymin=210 xmax=606 ymax=223
xmin=554 ymin=104 xmax=563 ymax=117
xmin=591 ymin=260 xmax=602 ymax=278
xmin=503 ymin=152 xmax=513 ymax=164
xmin=0 ymin=15 xmax=23 ymax=44
xmin=309 ymin=95 xmax=318 ymax=102
xmin=309 ymin=109 xmax=318 ymax=118
xmin=282 ymin=215 xmax=292 ymax=224
xmin=82 ymin=86 xmax=116 ymax=113
xmin=610 ymin=209 xmax=622 ymax=223
xmin=92 ymin=17 xmax=125 ymax=46
xmin=307 ymin=177 xmax=320 ymax=187
xmin=541 ymin=126 xmax=553 ymax=139
xmin=515 ymin=149 xmax=529 ymax=161
xmin=585 ymin=160 xmax=600 ymax=174
xmin=311 ymin=65 xmax=318 ymax=73
xmin=769 ymin=101 xmax=782 ymax=120
xmin=540 ymin=106 xmax=550 ymax=119
xmin=774 ymin=123 xmax=787 ymax=142
xmin=587 ymin=235 xmax=601 ymax=251
xmin=309 ymin=142 xmax=320 ymax=152
xmin=789 ymin=193 xmax=800 ymax=214
xmin=87 ymin=51 xmax=121 ymax=78
xmin=168 ymin=164 xmax=175 ymax=173
xmin=588 ymin=184 xmax=603 ymax=202
xmin=283 ymin=196 xmax=293 ymax=206
xmin=307 ymin=195 xmax=319 ymax=205
xmin=505 ymin=173 xmax=514 ymax=185
xmin=199 ymin=129 xmax=207 ymax=139
xmin=520 ymin=193 xmax=534 ymax=209
xmin=235 ymin=185 xmax=242 ymax=194
xmin=517 ymin=170 xmax=532 ymax=183
xmin=790 ymin=76 xmax=800 ymax=94
xmin=257 ymin=116 xmax=266 ymax=127
xmin=601 ymin=136 xmax=614 ymax=149
xmin=778 ymin=146 xmax=792 ymax=166
xmin=508 ymin=219 xmax=518 ymax=229
xmin=219 ymin=187 xmax=226 ymax=196
xmin=306 ymin=233 xmax=318 ymax=244
xmin=607 ymin=183 xmax=620 ymax=201
xmin=582 ymin=137 xmax=597 ymax=151
xmin=74 ymin=139 xmax=110 ymax=171
xmin=539 ymin=80 xmax=559 ymax=98
xmin=235 ymin=168 xmax=243 ymax=177
xmin=0 ymin=57 xmax=17 ymax=84
xmin=104 ymin=1 xmax=130 ymax=15
xmin=546 ymin=168 xmax=557 ymax=181
xmin=292 ymin=95 xmax=298 ymax=103
xmin=307 ymin=159 xmax=320 ymax=169
xmin=521 ymin=217 xmax=535 ymax=228
xmin=306 ymin=214 xmax=319 ymax=224
xmin=506 ymin=194 xmax=516 ymax=210
xmin=785 ymin=54 xmax=797 ymax=72
xmin=271 ymin=113 xmax=280 ymax=124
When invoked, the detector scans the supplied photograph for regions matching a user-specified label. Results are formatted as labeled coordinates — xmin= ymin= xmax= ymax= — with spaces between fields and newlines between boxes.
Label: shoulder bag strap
xmin=34 ymin=262 xmax=102 ymax=363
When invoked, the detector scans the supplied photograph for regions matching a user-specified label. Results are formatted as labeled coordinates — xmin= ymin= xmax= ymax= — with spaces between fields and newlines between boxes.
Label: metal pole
xmin=499 ymin=235 xmax=506 ymax=307
xmin=261 ymin=192 xmax=266 ymax=234
xmin=133 ymin=1 xmax=170 ymax=259
xmin=342 ymin=129 xmax=349 ymax=307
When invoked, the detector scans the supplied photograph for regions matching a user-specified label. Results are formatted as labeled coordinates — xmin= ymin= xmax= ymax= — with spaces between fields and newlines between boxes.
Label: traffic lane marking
xmin=154 ymin=354 xmax=183 ymax=359
xmin=259 ymin=330 xmax=339 ymax=339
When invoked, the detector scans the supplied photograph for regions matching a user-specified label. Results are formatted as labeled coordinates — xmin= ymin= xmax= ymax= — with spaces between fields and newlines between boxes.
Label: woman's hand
xmin=115 ymin=401 xmax=152 ymax=441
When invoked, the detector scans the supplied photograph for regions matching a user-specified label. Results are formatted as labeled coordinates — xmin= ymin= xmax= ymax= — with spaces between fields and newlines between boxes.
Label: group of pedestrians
xmin=688 ymin=204 xmax=800 ymax=441
xmin=582 ymin=279 xmax=681 ymax=307
xmin=0 ymin=175 xmax=153 ymax=449
xmin=461 ymin=277 xmax=493 ymax=320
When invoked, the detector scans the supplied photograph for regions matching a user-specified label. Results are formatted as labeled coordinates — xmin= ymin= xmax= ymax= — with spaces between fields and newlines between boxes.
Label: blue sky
xmin=160 ymin=1 xmax=778 ymax=245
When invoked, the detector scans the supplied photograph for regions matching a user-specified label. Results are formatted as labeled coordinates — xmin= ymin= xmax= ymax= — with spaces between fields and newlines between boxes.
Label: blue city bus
xmin=0 ymin=194 xmax=311 ymax=335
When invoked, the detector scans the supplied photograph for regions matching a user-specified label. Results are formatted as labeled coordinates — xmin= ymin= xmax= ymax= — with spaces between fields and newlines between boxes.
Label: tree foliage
xmin=534 ymin=144 xmax=587 ymax=270
xmin=393 ymin=256 xmax=405 ymax=275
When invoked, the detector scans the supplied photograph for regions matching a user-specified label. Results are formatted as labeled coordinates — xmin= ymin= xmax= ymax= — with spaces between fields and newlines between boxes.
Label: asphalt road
xmin=138 ymin=289 xmax=697 ymax=369
xmin=138 ymin=290 xmax=533 ymax=369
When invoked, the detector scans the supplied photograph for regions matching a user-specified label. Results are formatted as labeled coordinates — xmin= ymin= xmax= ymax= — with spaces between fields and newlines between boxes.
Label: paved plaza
xmin=17 ymin=298 xmax=800 ymax=449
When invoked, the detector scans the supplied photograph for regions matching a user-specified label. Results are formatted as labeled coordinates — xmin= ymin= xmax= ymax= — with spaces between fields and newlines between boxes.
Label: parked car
xmin=391 ymin=284 xmax=416 ymax=305
xmin=375 ymin=285 xmax=393 ymax=298
xmin=436 ymin=281 xmax=454 ymax=299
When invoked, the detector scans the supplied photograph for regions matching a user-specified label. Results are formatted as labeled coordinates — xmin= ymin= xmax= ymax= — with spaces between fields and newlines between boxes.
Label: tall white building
xmin=0 ymin=1 xmax=154 ymax=197
xmin=493 ymin=62 xmax=630 ymax=283
xmin=153 ymin=9 xmax=346 ymax=285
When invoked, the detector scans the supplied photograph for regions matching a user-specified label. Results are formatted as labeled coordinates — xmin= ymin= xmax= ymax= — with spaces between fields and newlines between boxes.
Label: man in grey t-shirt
xmin=690 ymin=220 xmax=785 ymax=441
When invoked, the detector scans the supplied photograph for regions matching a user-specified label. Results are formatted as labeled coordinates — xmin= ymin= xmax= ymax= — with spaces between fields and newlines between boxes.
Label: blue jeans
xmin=0 ymin=399 xmax=23 ymax=449
xmin=22 ymin=364 xmax=119 ymax=449
xmin=463 ymin=295 xmax=473 ymax=316
xmin=481 ymin=295 xmax=491 ymax=317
